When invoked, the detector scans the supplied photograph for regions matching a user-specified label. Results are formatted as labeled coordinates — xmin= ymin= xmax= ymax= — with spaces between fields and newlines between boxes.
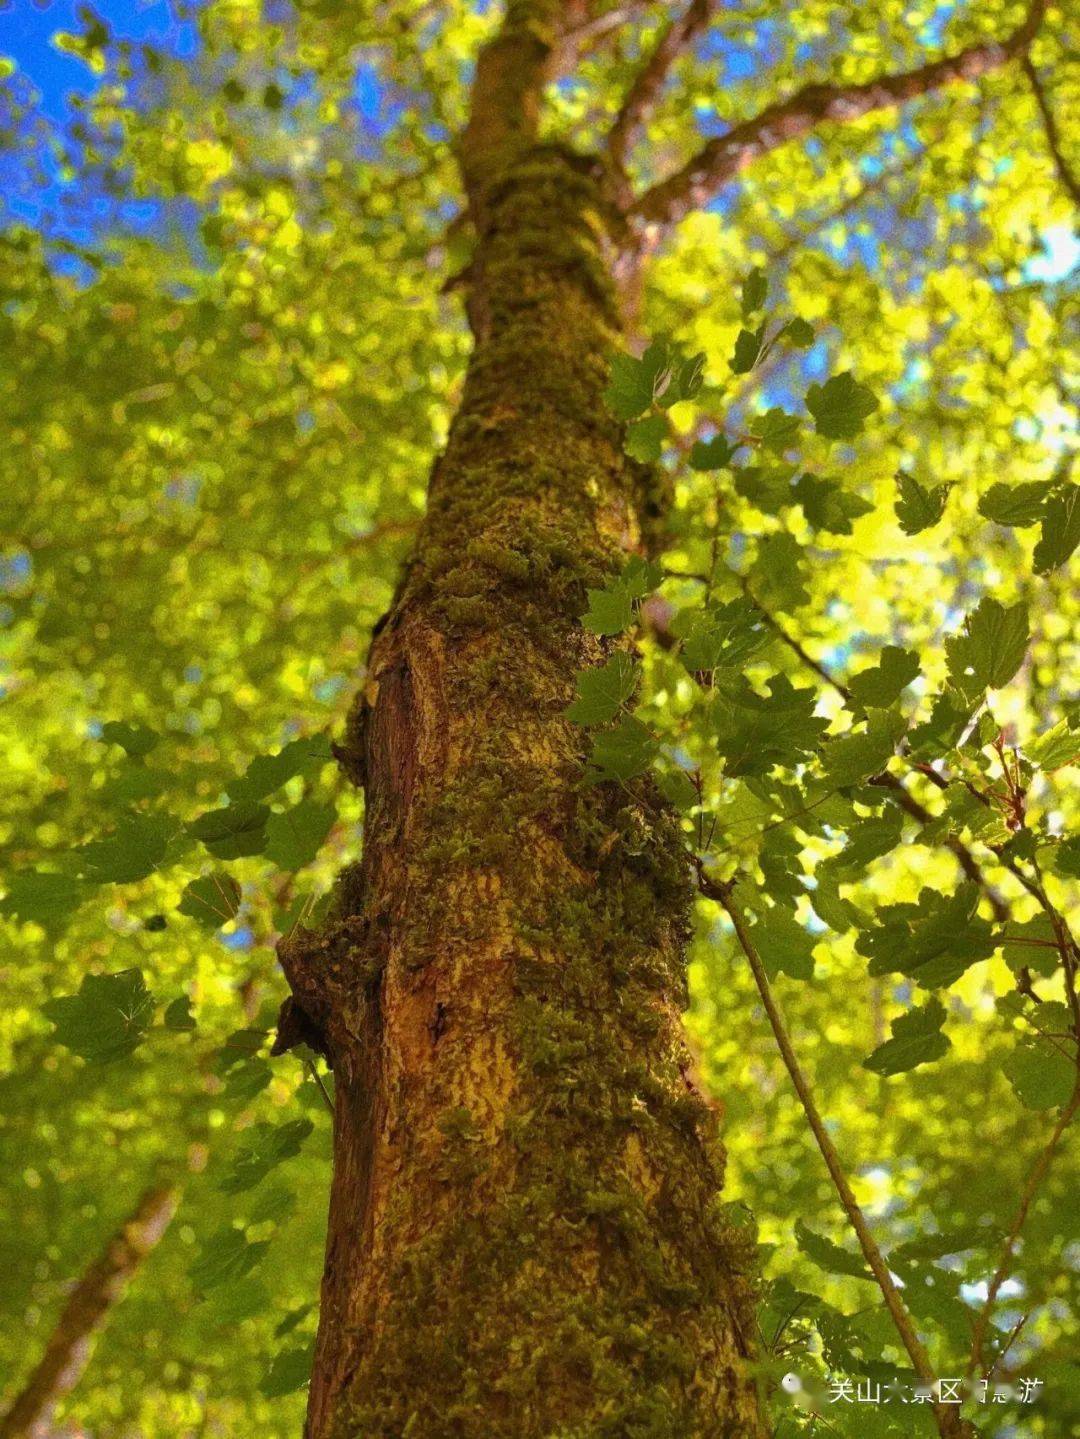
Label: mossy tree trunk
xmin=282 ymin=5 xmax=763 ymax=1435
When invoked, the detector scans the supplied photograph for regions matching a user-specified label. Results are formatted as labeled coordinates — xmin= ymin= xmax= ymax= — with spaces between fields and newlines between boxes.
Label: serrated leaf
xmin=820 ymin=709 xmax=906 ymax=788
xmin=78 ymin=812 xmax=177 ymax=884
xmin=730 ymin=324 xmax=763 ymax=375
xmin=749 ymin=532 xmax=809 ymax=613
xmin=565 ymin=653 xmax=639 ymax=725
xmin=856 ymin=884 xmax=995 ymax=988
xmin=260 ymin=1342 xmax=314 ymax=1397
xmin=806 ymin=372 xmax=879 ymax=440
xmin=863 ymin=998 xmax=950 ymax=1076
xmin=750 ymin=407 xmax=800 ymax=453
xmin=978 ymin=481 xmax=1052 ymax=526
xmin=795 ymin=1220 xmax=873 ymax=1281
xmin=624 ymin=414 xmax=666 ymax=462
xmin=0 ymin=871 xmax=85 ymax=927
xmin=689 ymin=434 xmax=735 ymax=470
xmin=265 ymin=799 xmax=336 ymax=871
xmin=999 ymin=915 xmax=1059 ymax=977
xmin=945 ymin=598 xmax=1029 ymax=701
xmin=1052 ymin=835 xmax=1080 ymax=878
xmin=190 ymin=800 xmax=270 ymax=859
xmin=603 ymin=339 xmax=674 ymax=420
xmin=219 ymin=1118 xmax=315 ymax=1193
xmin=782 ymin=316 xmax=814 ymax=347
xmin=751 ymin=907 xmax=816 ymax=980
xmin=895 ymin=472 xmax=950 ymax=535
xmin=581 ymin=582 xmax=634 ymax=637
xmin=1033 ymin=483 xmax=1080 ymax=574
xmin=619 ymin=555 xmax=663 ymax=599
xmin=228 ymin=734 xmax=332 ymax=802
xmin=100 ymin=720 xmax=160 ymax=756
xmin=164 ymin=995 xmax=197 ymax=1031
xmin=847 ymin=647 xmax=920 ymax=710
xmin=190 ymin=1227 xmax=270 ymax=1292
xmin=792 ymin=472 xmax=872 ymax=534
xmin=741 ymin=266 xmax=767 ymax=319
xmin=178 ymin=871 xmax=242 ymax=929
xmin=42 ymin=968 xmax=155 ymax=1063
xmin=714 ymin=674 xmax=827 ymax=777
xmin=1004 ymin=1043 xmax=1076 ymax=1110
xmin=674 ymin=598 xmax=770 ymax=673
xmin=1026 ymin=719 xmax=1079 ymax=771
xmin=586 ymin=715 xmax=658 ymax=781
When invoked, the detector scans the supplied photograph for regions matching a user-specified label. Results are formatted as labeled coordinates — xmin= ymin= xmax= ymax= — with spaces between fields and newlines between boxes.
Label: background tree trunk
xmin=0 ymin=1186 xmax=177 ymax=1439
xmin=283 ymin=7 xmax=763 ymax=1436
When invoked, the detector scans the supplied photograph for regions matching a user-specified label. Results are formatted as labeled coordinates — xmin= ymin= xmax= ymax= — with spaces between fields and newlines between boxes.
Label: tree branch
xmin=606 ymin=0 xmax=717 ymax=178
xmin=0 ymin=1185 xmax=178 ymax=1439
xmin=700 ymin=874 xmax=969 ymax=1439
xmin=630 ymin=0 xmax=1048 ymax=228
xmin=1021 ymin=55 xmax=1080 ymax=207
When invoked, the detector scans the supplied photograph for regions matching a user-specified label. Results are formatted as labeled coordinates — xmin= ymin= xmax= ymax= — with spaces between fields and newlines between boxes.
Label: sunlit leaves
xmin=846 ymin=647 xmax=920 ymax=710
xmin=856 ymin=885 xmax=996 ymax=988
xmin=945 ymin=598 xmax=1029 ymax=701
xmin=751 ymin=906 xmax=816 ymax=981
xmin=1034 ymin=483 xmax=1080 ymax=575
xmin=604 ymin=337 xmax=703 ymax=420
xmin=1003 ymin=1043 xmax=1077 ymax=1111
xmin=264 ymin=799 xmax=336 ymax=871
xmin=42 ymin=968 xmax=155 ymax=1063
xmin=190 ymin=1227 xmax=271 ymax=1294
xmin=714 ymin=675 xmax=827 ymax=778
xmin=819 ymin=709 xmax=906 ymax=788
xmin=979 ymin=481 xmax=1053 ymax=526
xmin=227 ymin=734 xmax=332 ymax=802
xmin=795 ymin=1221 xmax=873 ymax=1281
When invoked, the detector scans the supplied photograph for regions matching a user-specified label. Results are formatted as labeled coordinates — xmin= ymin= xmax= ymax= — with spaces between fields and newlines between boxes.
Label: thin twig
xmin=1021 ymin=56 xmax=1080 ymax=208
xmin=700 ymin=872 xmax=966 ymax=1439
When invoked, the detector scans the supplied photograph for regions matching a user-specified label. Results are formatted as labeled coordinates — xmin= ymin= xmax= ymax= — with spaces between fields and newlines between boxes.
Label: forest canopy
xmin=0 ymin=1 xmax=1077 ymax=1437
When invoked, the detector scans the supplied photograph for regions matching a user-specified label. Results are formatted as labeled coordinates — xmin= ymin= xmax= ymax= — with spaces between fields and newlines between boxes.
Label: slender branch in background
xmin=606 ymin=0 xmax=716 ymax=175
xmin=0 ymin=1185 xmax=178 ymax=1439
xmin=700 ymin=874 xmax=968 ymax=1439
xmin=1021 ymin=55 xmax=1080 ymax=207
xmin=966 ymin=1078 xmax=1080 ymax=1378
xmin=630 ymin=0 xmax=1048 ymax=228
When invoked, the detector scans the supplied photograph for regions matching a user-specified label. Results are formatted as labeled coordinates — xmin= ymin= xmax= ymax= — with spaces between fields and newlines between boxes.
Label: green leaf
xmin=1003 ymin=1043 xmax=1076 ymax=1111
xmin=740 ymin=266 xmax=767 ymax=319
xmin=660 ymin=349 xmax=705 ymax=408
xmin=795 ymin=1220 xmax=874 ymax=1281
xmin=1052 ymin=835 xmax=1080 ymax=878
xmin=190 ymin=800 xmax=270 ymax=859
xmin=863 ymin=998 xmax=950 ymax=1076
xmin=624 ymin=414 xmax=667 ymax=462
xmin=731 ymin=324 xmax=764 ymax=374
xmin=750 ymin=407 xmax=800 ymax=453
xmin=674 ymin=598 xmax=770 ymax=673
xmin=164 ymin=995 xmax=197 ymax=1031
xmin=586 ymin=716 xmax=658 ymax=781
xmin=603 ymin=339 xmax=674 ymax=420
xmin=42 ymin=968 xmax=155 ymax=1063
xmin=907 ymin=691 xmax=973 ymax=759
xmin=619 ymin=556 xmax=663 ymax=599
xmin=228 ymin=733 xmax=332 ymax=802
xmin=565 ymin=653 xmax=639 ymax=725
xmin=78 ymin=812 xmax=177 ymax=884
xmin=856 ymin=884 xmax=995 ymax=988
xmin=805 ymin=372 xmax=879 ymax=440
xmin=178 ymin=871 xmax=242 ymax=929
xmin=945 ymin=598 xmax=1029 ymax=701
xmin=0 ymin=871 xmax=85 ymax=926
xmin=100 ymin=720 xmax=161 ymax=757
xmin=581 ymin=582 xmax=634 ymax=637
xmin=714 ymin=674 xmax=827 ymax=777
xmin=1026 ymin=718 xmax=1080 ymax=771
xmin=894 ymin=472 xmax=950 ymax=535
xmin=820 ymin=709 xmax=906 ymax=788
xmin=748 ymin=532 xmax=809 ymax=613
xmin=782 ymin=316 xmax=815 ymax=348
xmin=1033 ymin=483 xmax=1080 ymax=574
xmin=999 ymin=915 xmax=1059 ymax=977
xmin=219 ymin=1118 xmax=315 ymax=1193
xmin=751 ymin=907 xmax=816 ymax=980
xmin=978 ymin=481 xmax=1052 ymax=526
xmin=689 ymin=434 xmax=735 ymax=470
xmin=792 ymin=473 xmax=872 ymax=535
xmin=190 ymin=1227 xmax=270 ymax=1293
xmin=264 ymin=799 xmax=336 ymax=871
xmin=260 ymin=1342 xmax=314 ymax=1398
xmin=847 ymin=647 xmax=920 ymax=710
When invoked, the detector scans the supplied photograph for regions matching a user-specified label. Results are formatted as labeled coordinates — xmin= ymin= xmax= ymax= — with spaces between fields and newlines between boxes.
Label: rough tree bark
xmin=0 ymin=1186 xmax=177 ymax=1439
xmin=277 ymin=3 xmax=762 ymax=1437
xmin=275 ymin=0 xmax=1051 ymax=1434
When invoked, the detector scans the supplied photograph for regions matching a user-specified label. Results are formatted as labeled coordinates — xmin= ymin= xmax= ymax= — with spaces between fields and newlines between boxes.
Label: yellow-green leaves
xmin=805 ymin=371 xmax=879 ymax=440
xmin=846 ymin=646 xmax=920 ymax=710
xmin=945 ymin=597 xmax=1029 ymax=703
xmin=565 ymin=653 xmax=639 ymax=725
xmin=894 ymin=471 xmax=950 ymax=534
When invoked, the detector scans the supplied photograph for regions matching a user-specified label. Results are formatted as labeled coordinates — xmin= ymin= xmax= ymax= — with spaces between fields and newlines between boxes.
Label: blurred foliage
xmin=0 ymin=0 xmax=1076 ymax=1435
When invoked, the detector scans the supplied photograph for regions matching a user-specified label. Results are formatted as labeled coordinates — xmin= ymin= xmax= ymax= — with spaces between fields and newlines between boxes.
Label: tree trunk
xmin=0 ymin=1186 xmax=177 ymax=1439
xmin=282 ymin=7 xmax=763 ymax=1436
